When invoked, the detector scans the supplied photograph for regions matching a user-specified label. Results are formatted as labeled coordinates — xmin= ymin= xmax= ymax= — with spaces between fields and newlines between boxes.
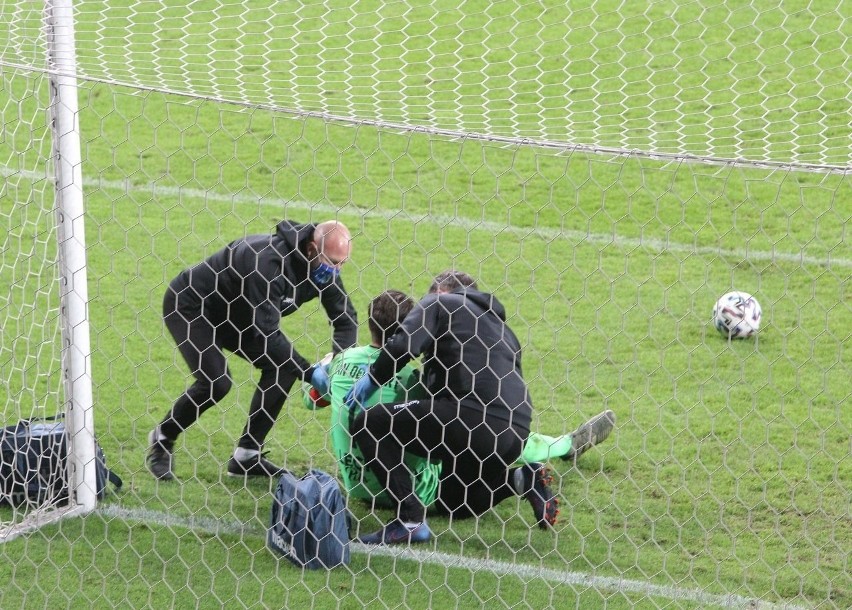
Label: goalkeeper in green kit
xmin=305 ymin=290 xmax=441 ymax=507
xmin=305 ymin=289 xmax=615 ymax=513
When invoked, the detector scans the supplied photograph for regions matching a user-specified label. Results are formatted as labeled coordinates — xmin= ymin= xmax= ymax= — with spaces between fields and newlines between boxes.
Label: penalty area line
xmin=98 ymin=505 xmax=807 ymax=610
xmin=2 ymin=167 xmax=849 ymax=270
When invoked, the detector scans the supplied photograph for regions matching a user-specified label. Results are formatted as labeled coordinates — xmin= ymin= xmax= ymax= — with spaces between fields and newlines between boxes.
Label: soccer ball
xmin=712 ymin=291 xmax=762 ymax=339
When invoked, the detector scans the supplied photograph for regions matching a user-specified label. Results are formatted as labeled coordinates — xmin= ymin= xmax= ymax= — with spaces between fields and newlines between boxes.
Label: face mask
xmin=310 ymin=262 xmax=339 ymax=285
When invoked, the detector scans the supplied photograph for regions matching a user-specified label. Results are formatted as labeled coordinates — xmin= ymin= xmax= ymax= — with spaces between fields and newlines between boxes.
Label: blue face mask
xmin=311 ymin=262 xmax=339 ymax=285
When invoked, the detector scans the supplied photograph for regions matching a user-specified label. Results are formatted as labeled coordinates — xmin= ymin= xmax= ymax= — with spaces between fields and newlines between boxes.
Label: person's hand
xmin=344 ymin=375 xmax=378 ymax=410
xmin=310 ymin=363 xmax=330 ymax=396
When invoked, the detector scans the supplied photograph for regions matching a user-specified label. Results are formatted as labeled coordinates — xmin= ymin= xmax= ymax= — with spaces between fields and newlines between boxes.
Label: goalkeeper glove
xmin=310 ymin=363 xmax=330 ymax=396
xmin=344 ymin=375 xmax=378 ymax=411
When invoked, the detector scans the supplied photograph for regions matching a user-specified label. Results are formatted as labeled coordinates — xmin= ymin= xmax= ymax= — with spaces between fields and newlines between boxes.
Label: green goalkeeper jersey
xmin=314 ymin=345 xmax=442 ymax=506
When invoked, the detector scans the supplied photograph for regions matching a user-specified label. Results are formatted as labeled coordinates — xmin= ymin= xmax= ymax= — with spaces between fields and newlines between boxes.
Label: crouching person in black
xmin=346 ymin=270 xmax=558 ymax=544
xmin=147 ymin=220 xmax=357 ymax=481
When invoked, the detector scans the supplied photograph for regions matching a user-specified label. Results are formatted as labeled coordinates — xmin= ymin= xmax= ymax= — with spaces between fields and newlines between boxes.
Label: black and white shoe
xmin=358 ymin=520 xmax=432 ymax=545
xmin=563 ymin=409 xmax=616 ymax=461
xmin=146 ymin=429 xmax=175 ymax=481
xmin=226 ymin=452 xmax=287 ymax=478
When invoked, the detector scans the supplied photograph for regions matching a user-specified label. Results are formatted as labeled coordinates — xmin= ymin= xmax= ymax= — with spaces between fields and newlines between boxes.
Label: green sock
xmin=515 ymin=433 xmax=573 ymax=465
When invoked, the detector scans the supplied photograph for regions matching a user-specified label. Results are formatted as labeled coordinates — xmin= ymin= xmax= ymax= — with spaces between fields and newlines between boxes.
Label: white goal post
xmin=0 ymin=0 xmax=97 ymax=541
xmin=47 ymin=0 xmax=98 ymax=517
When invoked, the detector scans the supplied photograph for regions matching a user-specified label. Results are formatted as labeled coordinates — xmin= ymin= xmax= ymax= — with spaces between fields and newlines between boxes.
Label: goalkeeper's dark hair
xmin=429 ymin=270 xmax=478 ymax=294
xmin=368 ymin=290 xmax=415 ymax=344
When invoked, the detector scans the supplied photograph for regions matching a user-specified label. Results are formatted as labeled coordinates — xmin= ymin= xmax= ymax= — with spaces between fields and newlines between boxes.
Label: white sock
xmin=233 ymin=447 xmax=260 ymax=461
xmin=152 ymin=427 xmax=167 ymax=442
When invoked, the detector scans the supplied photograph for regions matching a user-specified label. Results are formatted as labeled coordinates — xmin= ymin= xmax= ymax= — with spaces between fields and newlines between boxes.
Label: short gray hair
xmin=429 ymin=270 xmax=478 ymax=294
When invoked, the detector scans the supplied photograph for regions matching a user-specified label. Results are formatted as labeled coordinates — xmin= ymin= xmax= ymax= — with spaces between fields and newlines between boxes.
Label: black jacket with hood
xmin=368 ymin=287 xmax=532 ymax=433
xmin=169 ymin=220 xmax=358 ymax=379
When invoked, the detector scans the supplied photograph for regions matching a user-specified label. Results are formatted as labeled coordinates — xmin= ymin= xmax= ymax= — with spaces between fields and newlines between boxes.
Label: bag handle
xmin=106 ymin=469 xmax=123 ymax=490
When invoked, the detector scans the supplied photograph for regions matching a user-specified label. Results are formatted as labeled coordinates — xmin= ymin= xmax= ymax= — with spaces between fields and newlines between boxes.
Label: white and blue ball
xmin=712 ymin=291 xmax=762 ymax=339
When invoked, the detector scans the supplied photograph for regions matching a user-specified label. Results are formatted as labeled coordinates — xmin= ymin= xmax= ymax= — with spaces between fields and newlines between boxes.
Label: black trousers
xmin=351 ymin=397 xmax=526 ymax=522
xmin=159 ymin=286 xmax=298 ymax=450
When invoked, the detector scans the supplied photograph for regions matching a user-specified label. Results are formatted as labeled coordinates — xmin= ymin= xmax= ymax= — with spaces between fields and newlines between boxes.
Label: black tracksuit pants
xmin=159 ymin=285 xmax=298 ymax=450
xmin=351 ymin=397 xmax=527 ymax=522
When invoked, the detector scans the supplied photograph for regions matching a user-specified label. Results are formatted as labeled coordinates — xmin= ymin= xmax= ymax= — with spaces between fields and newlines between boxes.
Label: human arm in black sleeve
xmin=369 ymin=293 xmax=441 ymax=385
xmin=257 ymin=286 xmax=317 ymax=381
xmin=319 ymin=277 xmax=358 ymax=353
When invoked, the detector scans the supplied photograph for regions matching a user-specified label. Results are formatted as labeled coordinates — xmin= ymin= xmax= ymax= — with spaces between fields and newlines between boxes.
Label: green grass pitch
xmin=0 ymin=0 xmax=849 ymax=608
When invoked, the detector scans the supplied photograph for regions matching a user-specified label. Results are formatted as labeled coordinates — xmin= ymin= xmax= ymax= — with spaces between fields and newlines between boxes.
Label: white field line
xmin=98 ymin=505 xmax=809 ymax=610
xmin=2 ymin=167 xmax=849 ymax=270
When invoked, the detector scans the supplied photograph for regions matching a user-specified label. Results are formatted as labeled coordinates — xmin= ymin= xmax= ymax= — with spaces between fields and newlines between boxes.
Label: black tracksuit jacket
xmin=368 ymin=287 xmax=532 ymax=434
xmin=168 ymin=220 xmax=358 ymax=379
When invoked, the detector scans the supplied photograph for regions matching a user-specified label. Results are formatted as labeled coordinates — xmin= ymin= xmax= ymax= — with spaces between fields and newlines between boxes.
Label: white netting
xmin=3 ymin=0 xmax=850 ymax=168
xmin=0 ymin=1 xmax=849 ymax=609
xmin=0 ymin=64 xmax=60 ymax=413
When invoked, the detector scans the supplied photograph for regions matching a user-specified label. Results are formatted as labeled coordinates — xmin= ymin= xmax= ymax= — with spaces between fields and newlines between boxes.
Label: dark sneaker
xmin=146 ymin=429 xmax=175 ymax=481
xmin=357 ymin=520 xmax=432 ymax=545
xmin=226 ymin=452 xmax=286 ymax=478
xmin=563 ymin=409 xmax=616 ymax=462
xmin=523 ymin=463 xmax=559 ymax=530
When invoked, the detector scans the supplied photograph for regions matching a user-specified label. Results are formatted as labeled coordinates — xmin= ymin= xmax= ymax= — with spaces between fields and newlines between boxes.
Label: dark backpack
xmin=0 ymin=417 xmax=123 ymax=507
xmin=268 ymin=469 xmax=351 ymax=569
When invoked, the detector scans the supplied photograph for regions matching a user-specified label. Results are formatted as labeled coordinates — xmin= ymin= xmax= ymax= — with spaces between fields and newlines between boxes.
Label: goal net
xmin=0 ymin=0 xmax=848 ymax=608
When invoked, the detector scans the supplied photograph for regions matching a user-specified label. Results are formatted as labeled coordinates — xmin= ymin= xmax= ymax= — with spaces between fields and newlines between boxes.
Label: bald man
xmin=147 ymin=220 xmax=358 ymax=480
